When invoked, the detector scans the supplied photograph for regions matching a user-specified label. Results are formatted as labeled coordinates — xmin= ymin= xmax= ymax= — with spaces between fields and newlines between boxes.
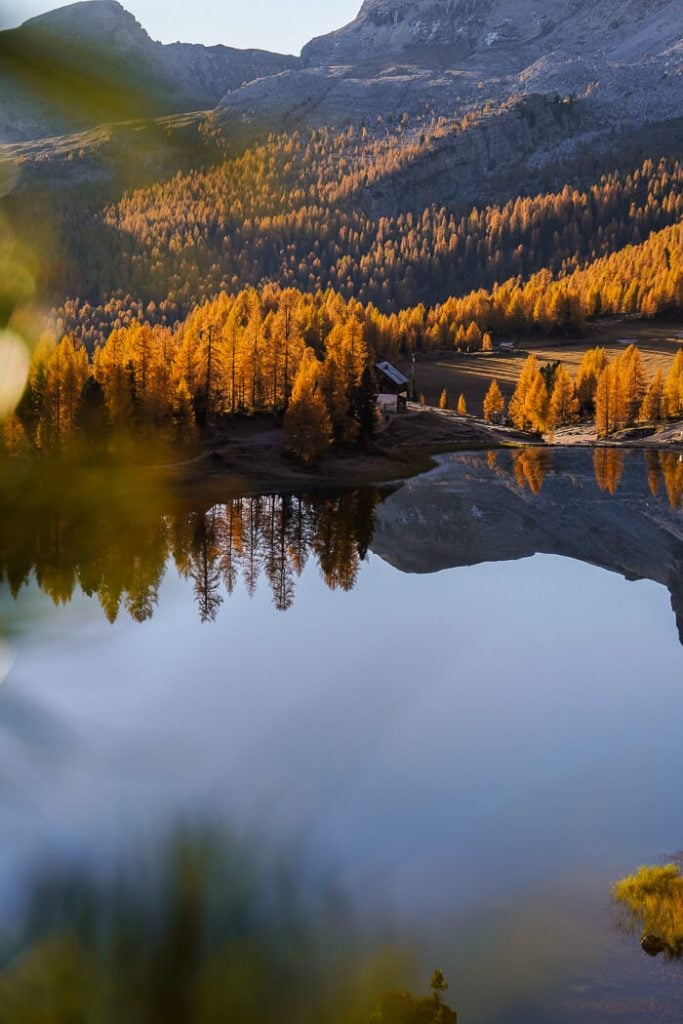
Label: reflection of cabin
xmin=374 ymin=361 xmax=410 ymax=414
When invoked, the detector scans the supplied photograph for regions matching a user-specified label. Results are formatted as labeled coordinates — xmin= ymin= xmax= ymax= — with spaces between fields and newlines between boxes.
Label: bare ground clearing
xmin=398 ymin=318 xmax=683 ymax=417
xmin=177 ymin=407 xmax=533 ymax=500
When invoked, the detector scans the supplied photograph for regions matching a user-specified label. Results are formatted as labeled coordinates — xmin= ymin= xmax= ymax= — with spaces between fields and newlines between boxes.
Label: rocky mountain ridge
xmin=3 ymin=0 xmax=681 ymax=145
xmin=302 ymin=0 xmax=679 ymax=68
xmin=219 ymin=0 xmax=681 ymax=133
xmin=214 ymin=0 xmax=681 ymax=192
xmin=0 ymin=0 xmax=296 ymax=143
xmin=1 ymin=1 xmax=681 ymax=219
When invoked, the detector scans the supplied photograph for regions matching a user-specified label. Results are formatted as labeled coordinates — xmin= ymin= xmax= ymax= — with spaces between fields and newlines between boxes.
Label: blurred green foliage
xmin=0 ymin=828 xmax=457 ymax=1024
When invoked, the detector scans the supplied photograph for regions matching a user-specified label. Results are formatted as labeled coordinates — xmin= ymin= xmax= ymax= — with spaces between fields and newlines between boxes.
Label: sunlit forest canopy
xmin=7 ymin=285 xmax=683 ymax=462
xmin=1 ymin=101 xmax=681 ymax=439
xmin=43 ymin=149 xmax=683 ymax=345
xmin=2 ymin=113 xmax=681 ymax=345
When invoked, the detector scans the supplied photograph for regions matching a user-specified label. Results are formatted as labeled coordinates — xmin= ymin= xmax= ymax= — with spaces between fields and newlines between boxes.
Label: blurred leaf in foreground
xmin=0 ymin=827 xmax=458 ymax=1024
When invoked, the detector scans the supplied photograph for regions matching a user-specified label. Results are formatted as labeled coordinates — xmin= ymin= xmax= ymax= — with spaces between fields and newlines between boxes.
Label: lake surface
xmin=1 ymin=448 xmax=682 ymax=1021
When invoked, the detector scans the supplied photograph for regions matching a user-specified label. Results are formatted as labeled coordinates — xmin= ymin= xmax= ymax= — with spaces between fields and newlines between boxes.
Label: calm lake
xmin=1 ymin=447 xmax=682 ymax=1021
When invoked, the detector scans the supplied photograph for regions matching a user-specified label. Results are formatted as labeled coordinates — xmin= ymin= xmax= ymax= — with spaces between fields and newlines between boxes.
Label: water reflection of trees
xmin=593 ymin=448 xmax=625 ymax=495
xmin=174 ymin=491 xmax=379 ymax=622
xmin=3 ymin=448 xmax=682 ymax=626
xmin=0 ymin=468 xmax=381 ymax=624
xmin=486 ymin=447 xmax=683 ymax=506
xmin=645 ymin=451 xmax=683 ymax=508
xmin=512 ymin=449 xmax=553 ymax=495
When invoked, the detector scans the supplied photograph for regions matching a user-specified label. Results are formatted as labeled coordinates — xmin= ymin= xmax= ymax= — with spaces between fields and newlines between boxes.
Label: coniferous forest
xmin=1 ymin=2 xmax=683 ymax=1022
xmin=2 ymin=137 xmax=682 ymax=460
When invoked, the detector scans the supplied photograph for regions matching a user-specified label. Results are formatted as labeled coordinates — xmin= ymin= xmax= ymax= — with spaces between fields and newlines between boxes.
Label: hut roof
xmin=375 ymin=361 xmax=409 ymax=387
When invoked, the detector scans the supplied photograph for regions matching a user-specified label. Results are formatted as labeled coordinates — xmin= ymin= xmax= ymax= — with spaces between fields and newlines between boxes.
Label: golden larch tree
xmin=465 ymin=322 xmax=482 ymax=351
xmin=94 ymin=328 xmax=134 ymax=428
xmin=524 ymin=372 xmax=550 ymax=433
xmin=284 ymin=348 xmax=333 ymax=465
xmin=576 ymin=348 xmax=608 ymax=411
xmin=640 ymin=370 xmax=666 ymax=423
xmin=618 ymin=344 xmax=647 ymax=425
xmin=664 ymin=350 xmax=683 ymax=419
xmin=548 ymin=365 xmax=579 ymax=427
xmin=483 ymin=379 xmax=504 ymax=423
xmin=508 ymin=355 xmax=540 ymax=430
xmin=320 ymin=352 xmax=353 ymax=443
xmin=594 ymin=363 xmax=626 ymax=437
xmin=39 ymin=336 xmax=89 ymax=447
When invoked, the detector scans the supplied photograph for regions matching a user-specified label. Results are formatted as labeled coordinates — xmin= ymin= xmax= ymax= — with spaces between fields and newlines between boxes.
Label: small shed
xmin=497 ymin=339 xmax=515 ymax=352
xmin=374 ymin=361 xmax=410 ymax=413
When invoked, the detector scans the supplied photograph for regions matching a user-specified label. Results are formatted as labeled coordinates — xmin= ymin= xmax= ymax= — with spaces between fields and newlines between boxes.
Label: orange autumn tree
xmin=508 ymin=355 xmax=536 ymax=430
xmin=508 ymin=355 xmax=548 ymax=433
xmin=576 ymin=348 xmax=608 ymax=412
xmin=618 ymin=344 xmax=647 ymax=424
xmin=483 ymin=379 xmax=504 ymax=423
xmin=640 ymin=370 xmax=666 ymax=423
xmin=548 ymin=365 xmax=579 ymax=427
xmin=284 ymin=348 xmax=332 ymax=465
xmin=664 ymin=350 xmax=683 ymax=419
xmin=594 ymin=363 xmax=625 ymax=438
xmin=94 ymin=328 xmax=135 ymax=428
xmin=36 ymin=336 xmax=89 ymax=448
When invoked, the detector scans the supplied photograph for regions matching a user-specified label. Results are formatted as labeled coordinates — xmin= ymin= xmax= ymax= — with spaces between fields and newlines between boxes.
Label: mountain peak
xmin=1 ymin=0 xmax=298 ymax=144
xmin=21 ymin=0 xmax=152 ymax=46
xmin=302 ymin=0 xmax=679 ymax=67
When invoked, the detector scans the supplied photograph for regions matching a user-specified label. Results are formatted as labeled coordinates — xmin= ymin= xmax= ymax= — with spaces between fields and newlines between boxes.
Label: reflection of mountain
xmin=4 ymin=451 xmax=683 ymax=635
xmin=371 ymin=450 xmax=683 ymax=644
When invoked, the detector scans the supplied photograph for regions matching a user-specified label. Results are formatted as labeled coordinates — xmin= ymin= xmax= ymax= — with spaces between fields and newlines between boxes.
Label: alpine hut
xmin=374 ymin=361 xmax=410 ymax=414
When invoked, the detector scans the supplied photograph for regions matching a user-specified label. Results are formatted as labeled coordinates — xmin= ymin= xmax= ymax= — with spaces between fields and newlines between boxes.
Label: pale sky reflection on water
xmin=1 ymin=549 xmax=681 ymax=908
xmin=0 ymin=484 xmax=682 ymax=1020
